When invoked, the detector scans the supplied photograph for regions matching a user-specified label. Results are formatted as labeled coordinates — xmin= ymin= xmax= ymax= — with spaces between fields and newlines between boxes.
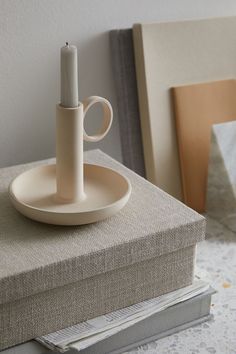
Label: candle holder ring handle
xmin=82 ymin=96 xmax=113 ymax=143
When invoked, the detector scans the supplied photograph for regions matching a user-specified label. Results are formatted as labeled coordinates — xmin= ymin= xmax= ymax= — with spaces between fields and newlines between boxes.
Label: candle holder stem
xmin=56 ymin=103 xmax=85 ymax=202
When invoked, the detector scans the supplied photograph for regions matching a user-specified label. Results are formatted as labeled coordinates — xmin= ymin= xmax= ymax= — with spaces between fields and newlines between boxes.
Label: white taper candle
xmin=60 ymin=43 xmax=79 ymax=108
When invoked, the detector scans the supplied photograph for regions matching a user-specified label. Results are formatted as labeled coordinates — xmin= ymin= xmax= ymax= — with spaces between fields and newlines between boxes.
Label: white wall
xmin=1 ymin=0 xmax=236 ymax=167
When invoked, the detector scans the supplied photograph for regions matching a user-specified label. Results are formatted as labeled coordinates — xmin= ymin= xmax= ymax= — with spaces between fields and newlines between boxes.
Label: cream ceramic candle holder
xmin=9 ymin=97 xmax=131 ymax=225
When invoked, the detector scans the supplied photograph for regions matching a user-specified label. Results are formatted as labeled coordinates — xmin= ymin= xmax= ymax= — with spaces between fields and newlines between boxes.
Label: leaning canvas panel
xmin=172 ymin=79 xmax=236 ymax=212
xmin=133 ymin=17 xmax=236 ymax=201
xmin=109 ymin=29 xmax=146 ymax=177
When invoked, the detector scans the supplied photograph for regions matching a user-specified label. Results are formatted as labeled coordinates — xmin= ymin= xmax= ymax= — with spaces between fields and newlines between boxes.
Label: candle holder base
xmin=9 ymin=163 xmax=131 ymax=225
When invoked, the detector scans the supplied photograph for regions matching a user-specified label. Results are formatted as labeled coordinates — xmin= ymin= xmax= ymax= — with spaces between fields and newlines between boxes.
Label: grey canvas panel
xmin=110 ymin=29 xmax=146 ymax=177
xmin=0 ymin=150 xmax=205 ymax=305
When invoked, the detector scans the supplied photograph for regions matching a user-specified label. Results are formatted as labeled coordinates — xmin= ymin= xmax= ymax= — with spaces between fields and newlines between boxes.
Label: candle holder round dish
xmin=9 ymin=96 xmax=131 ymax=225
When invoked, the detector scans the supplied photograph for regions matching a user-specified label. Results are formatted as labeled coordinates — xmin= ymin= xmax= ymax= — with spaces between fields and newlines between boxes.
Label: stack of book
xmin=0 ymin=150 xmax=207 ymax=352
xmin=0 ymin=150 xmax=205 ymax=350
xmin=36 ymin=272 xmax=214 ymax=354
xmin=5 ymin=270 xmax=213 ymax=354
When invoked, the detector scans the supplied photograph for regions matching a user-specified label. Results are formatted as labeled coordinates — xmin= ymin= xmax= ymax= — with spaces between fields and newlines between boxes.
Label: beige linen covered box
xmin=0 ymin=150 xmax=205 ymax=350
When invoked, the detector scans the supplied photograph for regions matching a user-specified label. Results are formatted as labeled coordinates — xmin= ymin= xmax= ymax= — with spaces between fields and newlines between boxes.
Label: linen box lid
xmin=0 ymin=150 xmax=205 ymax=305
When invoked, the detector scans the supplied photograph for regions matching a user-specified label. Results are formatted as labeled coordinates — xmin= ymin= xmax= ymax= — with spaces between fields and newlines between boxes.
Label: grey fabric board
xmin=110 ymin=29 xmax=146 ymax=177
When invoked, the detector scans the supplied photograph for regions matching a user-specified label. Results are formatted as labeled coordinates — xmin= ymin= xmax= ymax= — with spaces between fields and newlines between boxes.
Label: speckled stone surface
xmin=126 ymin=215 xmax=236 ymax=354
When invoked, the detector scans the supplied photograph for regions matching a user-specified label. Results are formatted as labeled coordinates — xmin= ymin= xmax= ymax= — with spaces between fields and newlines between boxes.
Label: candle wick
xmin=66 ymin=42 xmax=69 ymax=46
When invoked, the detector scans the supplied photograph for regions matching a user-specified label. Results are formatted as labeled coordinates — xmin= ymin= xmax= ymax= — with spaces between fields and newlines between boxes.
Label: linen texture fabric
xmin=0 ymin=150 xmax=205 ymax=349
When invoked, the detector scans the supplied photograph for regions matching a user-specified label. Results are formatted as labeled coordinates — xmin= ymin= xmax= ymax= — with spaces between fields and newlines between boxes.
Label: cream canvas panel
xmin=133 ymin=17 xmax=236 ymax=200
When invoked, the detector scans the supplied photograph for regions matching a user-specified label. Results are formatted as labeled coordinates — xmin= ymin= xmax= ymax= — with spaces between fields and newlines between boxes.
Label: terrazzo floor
xmin=126 ymin=215 xmax=236 ymax=354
